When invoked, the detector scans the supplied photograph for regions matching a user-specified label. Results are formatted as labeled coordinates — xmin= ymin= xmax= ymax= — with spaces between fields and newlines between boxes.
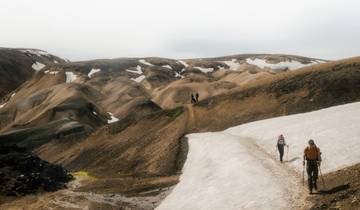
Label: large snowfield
xmin=157 ymin=102 xmax=360 ymax=210
xmin=246 ymin=58 xmax=323 ymax=71
xmin=65 ymin=72 xmax=77 ymax=83
xmin=32 ymin=61 xmax=46 ymax=71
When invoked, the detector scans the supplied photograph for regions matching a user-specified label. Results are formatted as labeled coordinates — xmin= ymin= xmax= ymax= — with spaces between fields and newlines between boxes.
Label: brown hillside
xmin=0 ymin=48 xmax=66 ymax=99
xmin=1 ymin=52 xmax=360 ymax=209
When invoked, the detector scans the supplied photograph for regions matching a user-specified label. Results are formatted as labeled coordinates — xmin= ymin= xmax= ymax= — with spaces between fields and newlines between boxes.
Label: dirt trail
xmin=238 ymin=137 xmax=311 ymax=210
xmin=184 ymin=104 xmax=196 ymax=131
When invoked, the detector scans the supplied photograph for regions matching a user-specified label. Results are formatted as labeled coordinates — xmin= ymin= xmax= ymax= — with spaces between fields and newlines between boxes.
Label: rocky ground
xmin=308 ymin=163 xmax=360 ymax=210
xmin=0 ymin=145 xmax=72 ymax=204
xmin=0 ymin=171 xmax=174 ymax=210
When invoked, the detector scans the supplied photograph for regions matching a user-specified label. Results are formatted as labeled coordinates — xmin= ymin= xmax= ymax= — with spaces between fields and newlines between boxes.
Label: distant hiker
xmin=276 ymin=134 xmax=288 ymax=162
xmin=303 ymin=139 xmax=322 ymax=194
xmin=195 ymin=92 xmax=199 ymax=102
xmin=191 ymin=93 xmax=197 ymax=104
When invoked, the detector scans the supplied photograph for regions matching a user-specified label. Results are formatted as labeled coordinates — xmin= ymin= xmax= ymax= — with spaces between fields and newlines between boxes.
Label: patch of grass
xmin=72 ymin=171 xmax=96 ymax=180
xmin=166 ymin=107 xmax=184 ymax=119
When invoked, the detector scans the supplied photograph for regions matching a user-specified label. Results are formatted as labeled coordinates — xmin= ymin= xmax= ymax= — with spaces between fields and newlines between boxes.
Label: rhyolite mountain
xmin=0 ymin=48 xmax=66 ymax=99
xmin=0 ymin=47 xmax=359 ymax=209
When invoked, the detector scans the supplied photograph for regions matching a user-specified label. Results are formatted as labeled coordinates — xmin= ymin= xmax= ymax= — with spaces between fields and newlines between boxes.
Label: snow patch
xmin=126 ymin=66 xmax=143 ymax=74
xmin=44 ymin=70 xmax=59 ymax=75
xmin=162 ymin=65 xmax=172 ymax=69
xmin=88 ymin=68 xmax=101 ymax=78
xmin=32 ymin=62 xmax=46 ymax=71
xmin=20 ymin=49 xmax=50 ymax=57
xmin=54 ymin=60 xmax=59 ymax=64
xmin=175 ymin=72 xmax=184 ymax=78
xmin=0 ymin=103 xmax=6 ymax=109
xmin=107 ymin=112 xmax=119 ymax=124
xmin=178 ymin=60 xmax=189 ymax=68
xmin=222 ymin=59 xmax=241 ymax=70
xmin=65 ymin=72 xmax=77 ymax=83
xmin=246 ymin=58 xmax=320 ymax=71
xmin=139 ymin=59 xmax=153 ymax=66
xmin=315 ymin=59 xmax=327 ymax=64
xmin=131 ymin=75 xmax=146 ymax=83
xmin=0 ymin=93 xmax=15 ymax=109
xmin=195 ymin=67 xmax=214 ymax=73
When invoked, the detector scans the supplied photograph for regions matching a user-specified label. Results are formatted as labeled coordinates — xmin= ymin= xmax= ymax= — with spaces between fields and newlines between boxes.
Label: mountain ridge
xmin=0 ymin=47 xmax=360 ymax=209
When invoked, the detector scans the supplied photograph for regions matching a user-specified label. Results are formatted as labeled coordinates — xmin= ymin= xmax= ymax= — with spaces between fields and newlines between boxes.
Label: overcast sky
xmin=0 ymin=0 xmax=360 ymax=61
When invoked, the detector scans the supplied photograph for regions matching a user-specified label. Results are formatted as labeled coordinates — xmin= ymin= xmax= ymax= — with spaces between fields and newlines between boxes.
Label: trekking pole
xmin=286 ymin=145 xmax=289 ymax=162
xmin=319 ymin=165 xmax=326 ymax=188
xmin=302 ymin=162 xmax=305 ymax=186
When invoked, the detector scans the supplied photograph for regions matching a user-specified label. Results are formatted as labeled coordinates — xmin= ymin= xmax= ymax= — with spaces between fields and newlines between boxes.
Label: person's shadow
xmin=317 ymin=184 xmax=350 ymax=194
xmin=284 ymin=157 xmax=300 ymax=163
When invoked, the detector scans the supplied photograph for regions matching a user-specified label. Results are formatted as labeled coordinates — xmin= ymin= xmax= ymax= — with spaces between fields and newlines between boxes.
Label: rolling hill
xmin=0 ymin=48 xmax=359 ymax=209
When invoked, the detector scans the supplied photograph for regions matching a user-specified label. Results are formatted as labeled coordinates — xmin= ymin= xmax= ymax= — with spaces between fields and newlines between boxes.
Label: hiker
xmin=303 ymin=139 xmax=322 ymax=194
xmin=191 ymin=93 xmax=197 ymax=104
xmin=276 ymin=134 xmax=287 ymax=162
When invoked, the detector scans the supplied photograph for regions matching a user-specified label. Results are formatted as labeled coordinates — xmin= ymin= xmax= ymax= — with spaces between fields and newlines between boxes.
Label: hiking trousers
xmin=306 ymin=160 xmax=319 ymax=191
xmin=277 ymin=145 xmax=284 ymax=162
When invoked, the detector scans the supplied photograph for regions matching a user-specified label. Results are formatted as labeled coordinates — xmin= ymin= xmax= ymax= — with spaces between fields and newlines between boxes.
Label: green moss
xmin=166 ymin=107 xmax=184 ymax=119
xmin=72 ymin=171 xmax=96 ymax=180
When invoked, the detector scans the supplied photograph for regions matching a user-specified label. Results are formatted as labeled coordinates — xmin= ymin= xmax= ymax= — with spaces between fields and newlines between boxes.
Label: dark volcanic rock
xmin=0 ymin=144 xmax=72 ymax=196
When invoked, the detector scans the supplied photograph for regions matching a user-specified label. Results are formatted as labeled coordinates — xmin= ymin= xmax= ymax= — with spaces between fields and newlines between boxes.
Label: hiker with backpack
xmin=276 ymin=134 xmax=288 ymax=163
xmin=303 ymin=139 xmax=322 ymax=194
xmin=191 ymin=93 xmax=197 ymax=104
xmin=191 ymin=92 xmax=200 ymax=104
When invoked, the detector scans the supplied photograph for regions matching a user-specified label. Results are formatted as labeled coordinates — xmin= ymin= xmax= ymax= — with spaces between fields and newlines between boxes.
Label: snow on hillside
xmin=88 ymin=68 xmax=101 ymax=78
xmin=222 ymin=59 xmax=241 ymax=70
xmin=20 ymin=49 xmax=50 ymax=57
xmin=195 ymin=67 xmax=214 ymax=73
xmin=131 ymin=75 xmax=146 ymax=83
xmin=139 ymin=59 xmax=153 ymax=66
xmin=0 ymin=102 xmax=6 ymax=109
xmin=126 ymin=66 xmax=143 ymax=74
xmin=107 ymin=112 xmax=119 ymax=123
xmin=246 ymin=58 xmax=323 ymax=71
xmin=44 ymin=70 xmax=59 ymax=75
xmin=162 ymin=65 xmax=172 ymax=69
xmin=157 ymin=102 xmax=360 ymax=210
xmin=178 ymin=60 xmax=189 ymax=68
xmin=32 ymin=62 xmax=46 ymax=71
xmin=175 ymin=72 xmax=184 ymax=78
xmin=0 ymin=93 xmax=16 ymax=109
xmin=65 ymin=72 xmax=77 ymax=83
